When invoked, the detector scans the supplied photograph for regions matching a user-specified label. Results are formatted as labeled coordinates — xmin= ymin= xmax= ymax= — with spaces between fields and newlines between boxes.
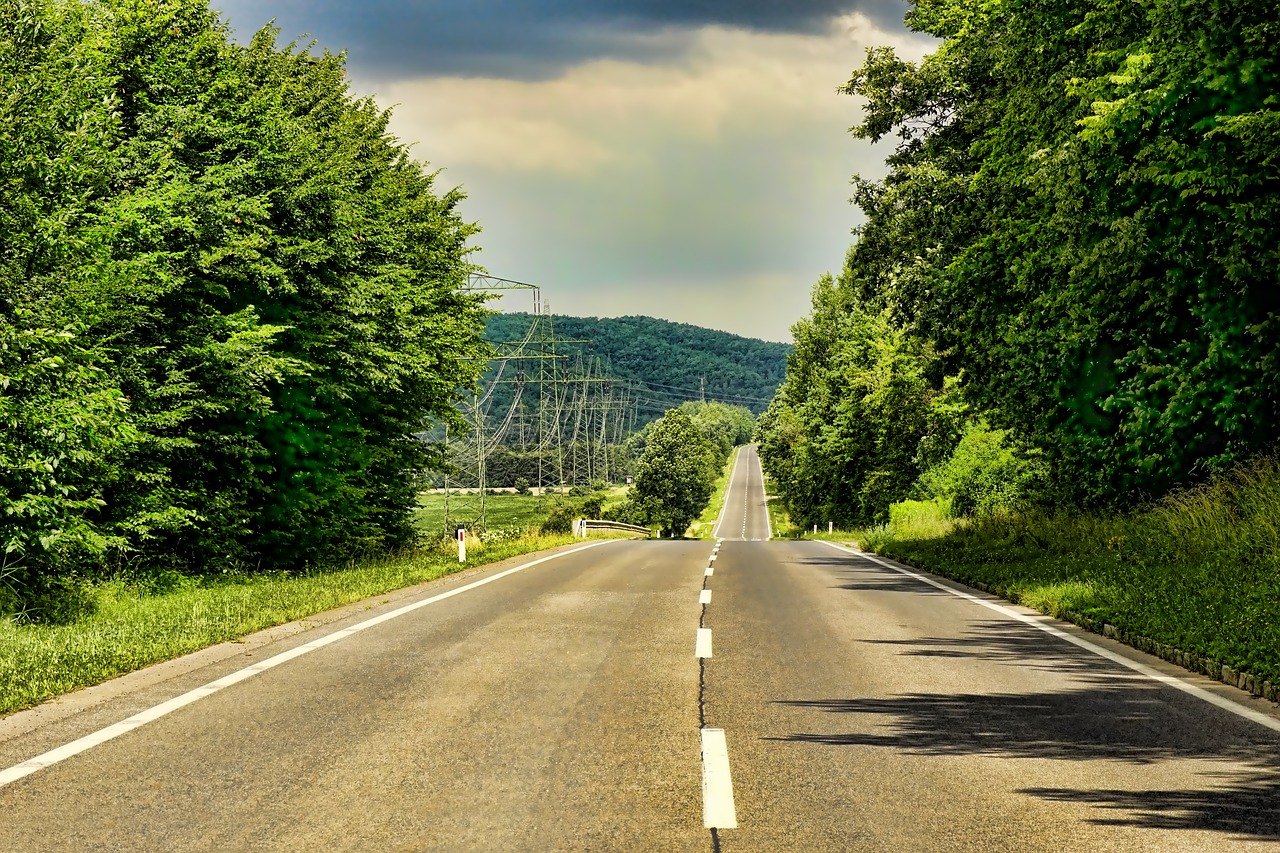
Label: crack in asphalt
xmin=700 ymin=545 xmax=722 ymax=850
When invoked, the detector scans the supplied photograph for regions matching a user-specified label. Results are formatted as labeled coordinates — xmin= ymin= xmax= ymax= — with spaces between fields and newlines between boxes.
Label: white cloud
xmin=367 ymin=15 xmax=933 ymax=341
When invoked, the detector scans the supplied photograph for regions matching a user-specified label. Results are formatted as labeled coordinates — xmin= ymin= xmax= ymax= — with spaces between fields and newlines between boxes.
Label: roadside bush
xmin=917 ymin=424 xmax=1047 ymax=517
xmin=579 ymin=493 xmax=606 ymax=519
xmin=539 ymin=498 xmax=577 ymax=535
xmin=602 ymin=497 xmax=649 ymax=526
xmin=479 ymin=527 xmax=525 ymax=545
xmin=886 ymin=499 xmax=954 ymax=539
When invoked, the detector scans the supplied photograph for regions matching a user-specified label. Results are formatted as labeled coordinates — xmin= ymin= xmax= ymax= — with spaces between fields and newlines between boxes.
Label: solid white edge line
xmin=695 ymin=628 xmax=713 ymax=658
xmin=818 ymin=541 xmax=1280 ymax=734
xmin=0 ymin=539 xmax=621 ymax=789
xmin=711 ymin=447 xmax=743 ymax=540
xmin=700 ymin=589 xmax=712 ymax=605
xmin=754 ymin=446 xmax=771 ymax=541
xmin=700 ymin=727 xmax=738 ymax=829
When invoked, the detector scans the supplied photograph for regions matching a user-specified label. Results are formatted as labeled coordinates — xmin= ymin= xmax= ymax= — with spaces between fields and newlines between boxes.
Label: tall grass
xmin=853 ymin=456 xmax=1280 ymax=690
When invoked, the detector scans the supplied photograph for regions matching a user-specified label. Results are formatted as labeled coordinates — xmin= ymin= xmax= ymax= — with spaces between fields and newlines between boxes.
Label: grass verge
xmin=834 ymin=456 xmax=1280 ymax=693
xmin=763 ymin=475 xmax=800 ymax=538
xmin=0 ymin=531 xmax=585 ymax=718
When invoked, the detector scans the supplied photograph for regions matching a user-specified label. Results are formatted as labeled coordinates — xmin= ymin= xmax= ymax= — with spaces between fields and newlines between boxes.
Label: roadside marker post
xmin=457 ymin=527 xmax=466 ymax=563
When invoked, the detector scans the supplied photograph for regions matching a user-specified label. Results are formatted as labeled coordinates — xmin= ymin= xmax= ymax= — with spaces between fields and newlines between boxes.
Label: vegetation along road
xmin=2 ymin=446 xmax=1277 ymax=851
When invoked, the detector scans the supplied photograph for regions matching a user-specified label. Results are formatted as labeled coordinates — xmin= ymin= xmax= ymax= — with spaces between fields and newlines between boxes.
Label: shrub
xmin=579 ymin=493 xmax=606 ymax=519
xmin=539 ymin=498 xmax=577 ymax=535
xmin=918 ymin=424 xmax=1047 ymax=517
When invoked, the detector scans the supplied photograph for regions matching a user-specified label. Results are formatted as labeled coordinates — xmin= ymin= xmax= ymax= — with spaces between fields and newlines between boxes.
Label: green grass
xmin=763 ymin=475 xmax=800 ymax=538
xmin=0 ymin=531 xmax=583 ymax=718
xmin=795 ymin=499 xmax=958 ymax=543
xmin=839 ymin=456 xmax=1280 ymax=690
xmin=689 ymin=451 xmax=739 ymax=539
xmin=413 ymin=491 xmax=555 ymax=534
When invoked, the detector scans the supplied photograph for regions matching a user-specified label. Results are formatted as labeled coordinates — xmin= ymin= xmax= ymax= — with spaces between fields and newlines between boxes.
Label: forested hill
xmin=485 ymin=313 xmax=790 ymax=417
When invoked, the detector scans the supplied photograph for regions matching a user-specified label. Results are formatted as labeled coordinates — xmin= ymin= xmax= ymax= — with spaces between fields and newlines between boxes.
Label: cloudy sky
xmin=210 ymin=1 xmax=931 ymax=342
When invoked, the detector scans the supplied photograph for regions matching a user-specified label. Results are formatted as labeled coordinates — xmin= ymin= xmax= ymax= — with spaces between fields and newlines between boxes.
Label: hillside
xmin=484 ymin=313 xmax=790 ymax=420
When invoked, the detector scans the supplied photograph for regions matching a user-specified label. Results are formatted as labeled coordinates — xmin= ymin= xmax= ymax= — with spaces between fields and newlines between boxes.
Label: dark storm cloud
xmin=213 ymin=0 xmax=908 ymax=80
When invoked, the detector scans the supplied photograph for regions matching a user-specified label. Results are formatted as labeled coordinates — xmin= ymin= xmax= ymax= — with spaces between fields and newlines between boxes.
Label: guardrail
xmin=573 ymin=519 xmax=652 ymax=538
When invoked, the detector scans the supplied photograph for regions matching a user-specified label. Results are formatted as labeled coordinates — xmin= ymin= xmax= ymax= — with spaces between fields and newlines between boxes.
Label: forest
xmin=484 ymin=312 xmax=790 ymax=421
xmin=1 ymin=0 xmax=488 ymax=615
xmin=759 ymin=0 xmax=1280 ymax=528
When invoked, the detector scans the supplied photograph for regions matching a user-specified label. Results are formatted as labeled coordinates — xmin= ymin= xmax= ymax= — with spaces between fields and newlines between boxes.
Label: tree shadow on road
xmin=768 ymin=682 xmax=1280 ymax=839
xmin=1021 ymin=775 xmax=1280 ymax=839
xmin=789 ymin=554 xmax=956 ymax=596
xmin=858 ymin=619 xmax=1109 ymax=674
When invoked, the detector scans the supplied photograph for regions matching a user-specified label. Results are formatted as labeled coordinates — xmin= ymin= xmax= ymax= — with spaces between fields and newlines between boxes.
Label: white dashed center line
xmin=695 ymin=628 xmax=713 ymax=658
xmin=700 ymin=728 xmax=738 ymax=829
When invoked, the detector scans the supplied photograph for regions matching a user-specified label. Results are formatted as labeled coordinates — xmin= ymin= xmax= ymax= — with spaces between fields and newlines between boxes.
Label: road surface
xmin=3 ymin=445 xmax=1279 ymax=850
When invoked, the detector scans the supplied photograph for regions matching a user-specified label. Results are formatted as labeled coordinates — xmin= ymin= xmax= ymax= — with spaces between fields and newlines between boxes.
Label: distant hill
xmin=484 ymin=313 xmax=791 ymax=421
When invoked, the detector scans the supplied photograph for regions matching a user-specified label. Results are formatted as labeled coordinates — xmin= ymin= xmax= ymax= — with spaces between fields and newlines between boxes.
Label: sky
xmin=210 ymin=1 xmax=931 ymax=343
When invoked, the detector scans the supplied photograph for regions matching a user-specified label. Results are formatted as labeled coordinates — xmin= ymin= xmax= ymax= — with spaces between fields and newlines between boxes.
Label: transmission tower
xmin=434 ymin=274 xmax=642 ymax=532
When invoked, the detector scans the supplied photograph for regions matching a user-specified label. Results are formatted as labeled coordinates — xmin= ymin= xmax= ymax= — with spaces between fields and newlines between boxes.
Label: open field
xmin=414 ymin=486 xmax=635 ymax=537
xmin=413 ymin=492 xmax=553 ymax=535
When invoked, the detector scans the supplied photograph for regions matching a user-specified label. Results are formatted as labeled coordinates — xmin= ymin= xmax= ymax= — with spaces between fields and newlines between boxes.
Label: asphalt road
xmin=3 ymin=445 xmax=1279 ymax=850
xmin=713 ymin=444 xmax=771 ymax=542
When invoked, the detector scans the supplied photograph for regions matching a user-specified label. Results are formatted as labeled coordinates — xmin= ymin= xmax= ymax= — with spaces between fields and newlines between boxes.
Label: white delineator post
xmin=457 ymin=527 xmax=466 ymax=563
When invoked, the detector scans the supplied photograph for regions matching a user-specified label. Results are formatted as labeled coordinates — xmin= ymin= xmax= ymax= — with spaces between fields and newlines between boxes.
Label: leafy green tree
xmin=0 ymin=322 xmax=135 ymax=603
xmin=677 ymin=401 xmax=755 ymax=468
xmin=757 ymin=275 xmax=959 ymax=526
xmin=631 ymin=410 xmax=717 ymax=536
xmin=1 ymin=0 xmax=488 ymax=608
xmin=837 ymin=0 xmax=1280 ymax=505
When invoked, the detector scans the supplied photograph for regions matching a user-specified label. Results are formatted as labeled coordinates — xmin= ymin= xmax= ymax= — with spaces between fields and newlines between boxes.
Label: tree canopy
xmin=760 ymin=0 xmax=1280 ymax=523
xmin=630 ymin=409 xmax=719 ymax=537
xmin=1 ymin=0 xmax=487 ymax=613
